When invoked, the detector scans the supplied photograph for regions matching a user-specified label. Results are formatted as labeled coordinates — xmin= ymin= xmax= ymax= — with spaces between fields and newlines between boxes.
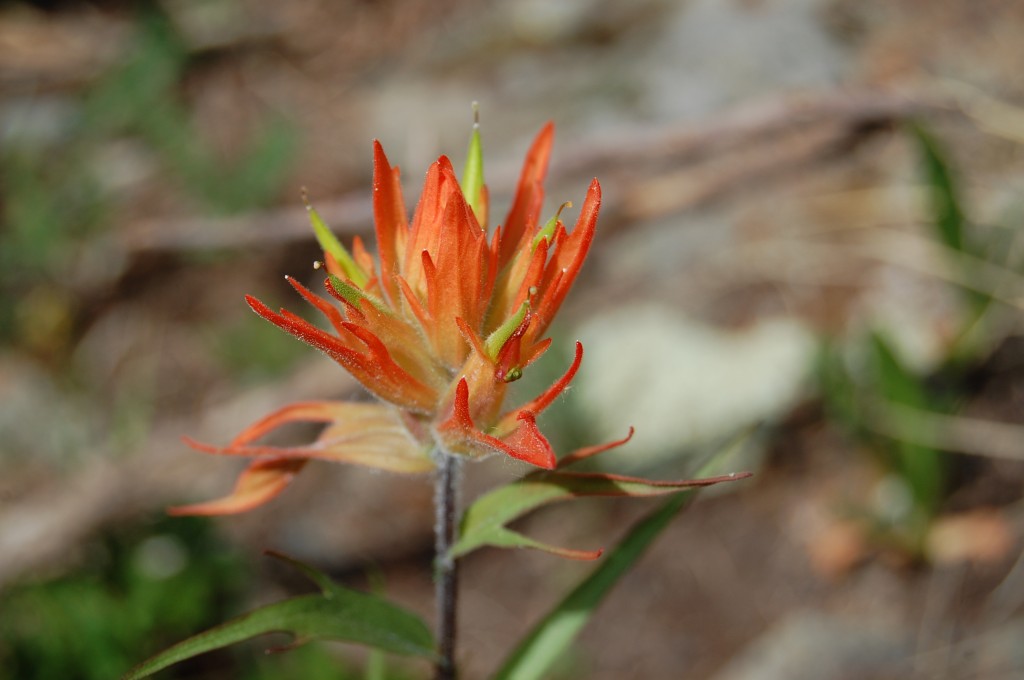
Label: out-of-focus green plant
xmin=0 ymin=146 xmax=105 ymax=351
xmin=0 ymin=516 xmax=247 ymax=680
xmin=0 ymin=6 xmax=297 ymax=351
xmin=81 ymin=10 xmax=297 ymax=215
xmin=0 ymin=515 xmax=401 ymax=680
xmin=818 ymin=123 xmax=1014 ymax=556
xmin=820 ymin=332 xmax=948 ymax=553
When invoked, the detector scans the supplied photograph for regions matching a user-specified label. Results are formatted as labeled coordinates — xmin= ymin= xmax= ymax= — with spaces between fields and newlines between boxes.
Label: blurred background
xmin=3 ymin=0 xmax=1024 ymax=678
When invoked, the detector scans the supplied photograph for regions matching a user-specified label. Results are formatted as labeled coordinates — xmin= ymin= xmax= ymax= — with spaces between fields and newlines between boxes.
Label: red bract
xmin=173 ymin=123 xmax=618 ymax=516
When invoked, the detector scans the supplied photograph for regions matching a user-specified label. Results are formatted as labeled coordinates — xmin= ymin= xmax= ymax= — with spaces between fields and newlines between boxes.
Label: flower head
xmin=173 ymin=122 xmax=614 ymax=516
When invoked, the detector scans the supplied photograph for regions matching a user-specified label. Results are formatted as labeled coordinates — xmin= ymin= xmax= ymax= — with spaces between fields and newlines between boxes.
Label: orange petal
xmin=372 ymin=140 xmax=408 ymax=305
xmin=341 ymin=320 xmax=439 ymax=409
xmin=500 ymin=122 xmax=554 ymax=268
xmin=182 ymin=402 xmax=433 ymax=473
xmin=522 ymin=337 xmax=552 ymax=368
xmin=230 ymin=400 xmax=356 ymax=446
xmin=397 ymin=274 xmax=431 ymax=333
xmin=168 ymin=457 xmax=307 ymax=516
xmin=495 ymin=341 xmax=583 ymax=435
xmin=438 ymin=379 xmax=555 ymax=468
xmin=488 ymin=236 xmax=548 ymax=333
xmin=285 ymin=276 xmax=347 ymax=336
xmin=428 ymin=186 xmax=487 ymax=366
xmin=247 ymin=295 xmax=437 ymax=412
xmin=352 ymin=235 xmax=375 ymax=277
xmin=247 ymin=294 xmax=361 ymax=365
xmin=498 ymin=411 xmax=556 ymax=469
xmin=530 ymin=179 xmax=601 ymax=342
xmin=522 ymin=341 xmax=581 ymax=412
xmin=454 ymin=316 xmax=488 ymax=360
xmin=405 ymin=156 xmax=459 ymax=284
xmin=556 ymin=427 xmax=635 ymax=469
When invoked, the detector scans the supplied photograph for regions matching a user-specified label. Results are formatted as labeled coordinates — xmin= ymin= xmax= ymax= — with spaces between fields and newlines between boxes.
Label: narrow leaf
xmin=869 ymin=332 xmax=946 ymax=514
xmin=912 ymin=124 xmax=966 ymax=253
xmin=122 ymin=559 xmax=434 ymax=679
xmin=911 ymin=123 xmax=988 ymax=315
xmin=493 ymin=494 xmax=691 ymax=680
xmin=493 ymin=440 xmax=751 ymax=680
xmin=452 ymin=469 xmax=749 ymax=560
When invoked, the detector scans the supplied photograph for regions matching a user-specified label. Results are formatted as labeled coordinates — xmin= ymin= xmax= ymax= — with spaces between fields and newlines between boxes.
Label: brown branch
xmin=553 ymin=88 xmax=953 ymax=174
xmin=120 ymin=88 xmax=957 ymax=256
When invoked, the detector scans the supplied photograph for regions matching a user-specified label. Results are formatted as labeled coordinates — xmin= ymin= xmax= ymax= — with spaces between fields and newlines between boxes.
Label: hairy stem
xmin=434 ymin=451 xmax=461 ymax=680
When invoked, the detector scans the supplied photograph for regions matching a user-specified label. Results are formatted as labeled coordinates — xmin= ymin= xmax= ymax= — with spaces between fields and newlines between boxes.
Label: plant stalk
xmin=434 ymin=451 xmax=461 ymax=680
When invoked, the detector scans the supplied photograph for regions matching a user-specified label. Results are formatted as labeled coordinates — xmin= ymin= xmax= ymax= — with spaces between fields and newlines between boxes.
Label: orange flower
xmin=173 ymin=122 xmax=612 ymax=516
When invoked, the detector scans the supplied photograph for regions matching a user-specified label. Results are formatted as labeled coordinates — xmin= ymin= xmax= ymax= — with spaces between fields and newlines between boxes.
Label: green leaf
xmin=911 ymin=123 xmax=989 ymax=317
xmin=452 ymin=469 xmax=750 ymax=560
xmin=912 ymin=124 xmax=966 ymax=253
xmin=492 ymin=442 xmax=751 ymax=680
xmin=121 ymin=554 xmax=434 ymax=680
xmin=868 ymin=333 xmax=946 ymax=515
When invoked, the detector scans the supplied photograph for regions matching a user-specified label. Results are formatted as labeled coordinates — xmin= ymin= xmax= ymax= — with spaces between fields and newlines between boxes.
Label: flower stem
xmin=434 ymin=451 xmax=461 ymax=680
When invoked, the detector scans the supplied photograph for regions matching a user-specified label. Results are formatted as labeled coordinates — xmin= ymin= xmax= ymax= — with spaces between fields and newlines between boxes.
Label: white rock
xmin=575 ymin=304 xmax=815 ymax=464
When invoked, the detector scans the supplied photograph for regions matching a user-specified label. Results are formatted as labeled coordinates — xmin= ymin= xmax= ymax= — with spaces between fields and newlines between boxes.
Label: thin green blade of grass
xmin=911 ymin=122 xmax=991 ymax=319
xmin=911 ymin=123 xmax=967 ymax=254
xmin=492 ymin=435 xmax=751 ymax=680
xmin=868 ymin=333 xmax=946 ymax=516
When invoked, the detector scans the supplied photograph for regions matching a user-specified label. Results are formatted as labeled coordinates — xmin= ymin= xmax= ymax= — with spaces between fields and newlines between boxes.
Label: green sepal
xmin=910 ymin=124 xmax=966 ymax=254
xmin=461 ymin=120 xmax=485 ymax=226
xmin=484 ymin=300 xmax=529 ymax=360
xmin=120 ymin=553 xmax=435 ymax=680
xmin=531 ymin=201 xmax=572 ymax=251
xmin=328 ymin=274 xmax=389 ymax=314
xmin=307 ymin=203 xmax=369 ymax=288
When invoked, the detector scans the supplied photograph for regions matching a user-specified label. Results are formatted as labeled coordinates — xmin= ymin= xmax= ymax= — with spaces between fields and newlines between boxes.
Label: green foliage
xmin=0 ymin=5 xmax=298 ymax=347
xmin=0 ymin=145 xmax=108 ymax=346
xmin=912 ymin=124 xmax=968 ymax=255
xmin=492 ymin=440 xmax=749 ymax=680
xmin=912 ymin=122 xmax=1000 ymax=362
xmin=82 ymin=9 xmax=297 ymax=215
xmin=121 ymin=553 xmax=435 ymax=680
xmin=493 ymin=494 xmax=693 ymax=680
xmin=0 ymin=516 xmax=248 ymax=680
xmin=453 ymin=469 xmax=748 ymax=560
xmin=866 ymin=333 xmax=946 ymax=516
xmin=815 ymin=123 xmax=1005 ymax=552
xmin=819 ymin=333 xmax=948 ymax=550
